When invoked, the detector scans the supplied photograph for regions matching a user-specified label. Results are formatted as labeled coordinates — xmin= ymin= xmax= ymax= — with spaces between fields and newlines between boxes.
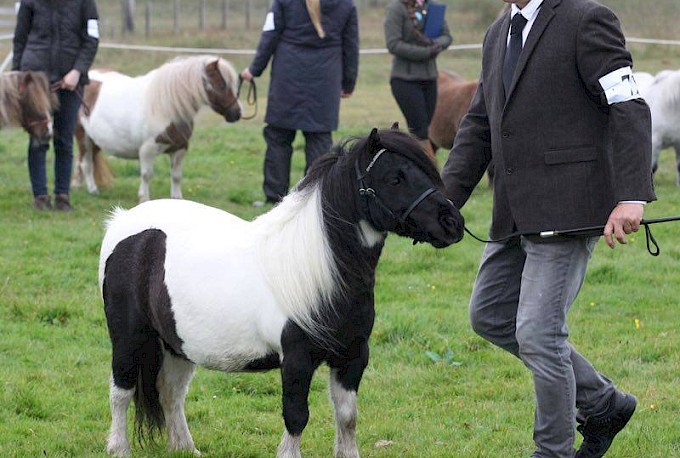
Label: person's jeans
xmin=28 ymin=88 xmax=81 ymax=197
xmin=468 ymin=236 xmax=615 ymax=458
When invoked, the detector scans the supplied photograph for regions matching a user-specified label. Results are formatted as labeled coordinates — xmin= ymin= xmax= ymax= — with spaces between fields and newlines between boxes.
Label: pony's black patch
xmin=242 ymin=352 xmax=281 ymax=371
xmin=103 ymin=228 xmax=187 ymax=366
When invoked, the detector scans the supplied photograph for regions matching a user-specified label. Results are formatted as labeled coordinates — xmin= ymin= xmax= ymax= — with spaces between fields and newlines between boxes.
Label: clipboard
xmin=424 ymin=2 xmax=446 ymax=39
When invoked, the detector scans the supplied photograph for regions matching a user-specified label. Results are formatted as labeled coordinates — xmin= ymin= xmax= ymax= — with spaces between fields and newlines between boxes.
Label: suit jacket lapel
xmin=495 ymin=13 xmax=511 ymax=111
xmin=506 ymin=0 xmax=560 ymax=101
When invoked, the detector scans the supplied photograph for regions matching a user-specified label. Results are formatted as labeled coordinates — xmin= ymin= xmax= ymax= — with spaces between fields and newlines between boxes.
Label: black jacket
xmin=248 ymin=0 xmax=359 ymax=132
xmin=12 ymin=0 xmax=99 ymax=86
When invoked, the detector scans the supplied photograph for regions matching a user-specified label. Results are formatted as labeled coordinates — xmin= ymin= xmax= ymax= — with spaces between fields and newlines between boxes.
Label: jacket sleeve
xmin=73 ymin=0 xmax=99 ymax=74
xmin=576 ymin=4 xmax=655 ymax=203
xmin=440 ymin=76 xmax=492 ymax=209
xmin=383 ymin=2 xmax=431 ymax=62
xmin=11 ymin=1 xmax=31 ymax=71
xmin=248 ymin=0 xmax=284 ymax=77
xmin=341 ymin=4 xmax=359 ymax=93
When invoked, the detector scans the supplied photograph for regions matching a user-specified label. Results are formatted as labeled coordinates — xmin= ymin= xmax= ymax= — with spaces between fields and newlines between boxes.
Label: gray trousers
xmin=469 ymin=236 xmax=615 ymax=458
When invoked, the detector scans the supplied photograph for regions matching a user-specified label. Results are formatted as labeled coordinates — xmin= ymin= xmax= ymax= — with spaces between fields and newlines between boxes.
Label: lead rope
xmin=237 ymin=76 xmax=257 ymax=120
xmin=463 ymin=216 xmax=680 ymax=256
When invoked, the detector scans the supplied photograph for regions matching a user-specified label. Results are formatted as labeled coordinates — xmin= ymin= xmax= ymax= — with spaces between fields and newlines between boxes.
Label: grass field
xmin=1 ymin=3 xmax=680 ymax=457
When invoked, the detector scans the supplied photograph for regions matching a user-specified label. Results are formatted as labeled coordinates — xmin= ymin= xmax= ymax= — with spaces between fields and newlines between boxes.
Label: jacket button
xmin=505 ymin=167 xmax=514 ymax=175
xmin=502 ymin=130 xmax=511 ymax=138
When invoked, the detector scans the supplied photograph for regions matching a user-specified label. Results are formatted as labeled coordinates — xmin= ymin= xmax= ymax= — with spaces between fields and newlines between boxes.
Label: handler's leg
xmin=469 ymin=238 xmax=616 ymax=457
xmin=302 ymin=131 xmax=332 ymax=174
xmin=263 ymin=125 xmax=296 ymax=203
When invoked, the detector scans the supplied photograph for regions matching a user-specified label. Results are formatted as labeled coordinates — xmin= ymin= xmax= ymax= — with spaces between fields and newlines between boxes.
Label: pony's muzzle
xmin=439 ymin=204 xmax=465 ymax=245
xmin=224 ymin=102 xmax=242 ymax=123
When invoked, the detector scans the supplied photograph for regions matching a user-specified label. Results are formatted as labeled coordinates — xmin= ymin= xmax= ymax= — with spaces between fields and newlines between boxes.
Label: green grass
xmin=1 ymin=5 xmax=680 ymax=458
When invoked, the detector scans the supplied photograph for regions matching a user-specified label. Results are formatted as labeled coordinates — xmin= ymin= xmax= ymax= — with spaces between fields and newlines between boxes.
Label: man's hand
xmin=603 ymin=202 xmax=644 ymax=248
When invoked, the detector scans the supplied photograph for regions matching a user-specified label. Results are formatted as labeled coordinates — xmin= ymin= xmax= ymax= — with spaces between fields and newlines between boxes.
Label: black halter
xmin=354 ymin=148 xmax=437 ymax=231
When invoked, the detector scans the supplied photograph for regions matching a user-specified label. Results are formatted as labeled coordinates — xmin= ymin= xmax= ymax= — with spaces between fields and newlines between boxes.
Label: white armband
xmin=598 ymin=66 xmax=641 ymax=105
xmin=87 ymin=19 xmax=99 ymax=39
xmin=262 ymin=12 xmax=275 ymax=32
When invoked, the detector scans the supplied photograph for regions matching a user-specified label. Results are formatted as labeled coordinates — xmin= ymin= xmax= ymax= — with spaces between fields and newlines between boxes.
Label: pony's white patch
xmin=263 ymin=12 xmax=275 ymax=31
xmin=255 ymin=184 xmax=341 ymax=342
xmin=329 ymin=369 xmax=359 ymax=458
xmin=277 ymin=431 xmax=302 ymax=458
xmin=107 ymin=377 xmax=134 ymax=457
xmin=357 ymin=220 xmax=386 ymax=247
xmin=599 ymin=66 xmax=641 ymax=104
xmin=87 ymin=19 xmax=100 ymax=39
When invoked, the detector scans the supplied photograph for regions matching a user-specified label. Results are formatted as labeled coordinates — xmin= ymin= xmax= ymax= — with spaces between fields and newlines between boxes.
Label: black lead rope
xmin=237 ymin=75 xmax=257 ymax=120
xmin=464 ymin=216 xmax=680 ymax=256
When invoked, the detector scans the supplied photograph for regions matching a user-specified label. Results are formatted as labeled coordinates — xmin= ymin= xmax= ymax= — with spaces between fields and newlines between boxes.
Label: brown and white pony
xmin=72 ymin=55 xmax=242 ymax=202
xmin=0 ymin=70 xmax=56 ymax=144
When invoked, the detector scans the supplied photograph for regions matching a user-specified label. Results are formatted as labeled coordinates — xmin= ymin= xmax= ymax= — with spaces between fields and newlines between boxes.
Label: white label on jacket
xmin=262 ymin=12 xmax=275 ymax=32
xmin=599 ymin=66 xmax=641 ymax=104
xmin=87 ymin=19 xmax=100 ymax=39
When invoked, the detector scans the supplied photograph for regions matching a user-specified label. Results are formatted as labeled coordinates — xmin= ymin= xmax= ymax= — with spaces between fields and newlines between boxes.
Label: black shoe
xmin=33 ymin=195 xmax=52 ymax=211
xmin=575 ymin=392 xmax=636 ymax=458
xmin=54 ymin=193 xmax=72 ymax=212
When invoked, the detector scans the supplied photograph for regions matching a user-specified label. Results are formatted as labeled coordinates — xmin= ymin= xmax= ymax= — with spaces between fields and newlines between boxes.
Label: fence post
xmin=245 ymin=0 xmax=251 ymax=30
xmin=173 ymin=0 xmax=180 ymax=34
xmin=145 ymin=1 xmax=151 ymax=38
xmin=222 ymin=0 xmax=228 ymax=30
xmin=199 ymin=0 xmax=206 ymax=30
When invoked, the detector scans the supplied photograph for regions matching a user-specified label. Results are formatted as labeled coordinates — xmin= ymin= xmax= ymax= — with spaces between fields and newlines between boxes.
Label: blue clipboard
xmin=424 ymin=2 xmax=446 ymax=39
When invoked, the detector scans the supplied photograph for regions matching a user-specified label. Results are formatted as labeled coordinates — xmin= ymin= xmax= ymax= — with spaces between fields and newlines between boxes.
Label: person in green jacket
xmin=384 ymin=0 xmax=452 ymax=163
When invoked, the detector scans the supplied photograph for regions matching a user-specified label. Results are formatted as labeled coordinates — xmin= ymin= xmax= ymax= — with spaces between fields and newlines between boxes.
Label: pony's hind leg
xmin=157 ymin=349 xmax=200 ymax=455
xmin=107 ymin=376 xmax=134 ymax=457
xmin=170 ymin=148 xmax=187 ymax=199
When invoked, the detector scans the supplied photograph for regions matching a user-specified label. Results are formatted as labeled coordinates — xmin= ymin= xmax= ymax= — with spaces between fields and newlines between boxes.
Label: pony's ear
xmin=205 ymin=59 xmax=220 ymax=75
xmin=368 ymin=128 xmax=381 ymax=154
xmin=390 ymin=121 xmax=400 ymax=131
xmin=19 ymin=72 xmax=33 ymax=93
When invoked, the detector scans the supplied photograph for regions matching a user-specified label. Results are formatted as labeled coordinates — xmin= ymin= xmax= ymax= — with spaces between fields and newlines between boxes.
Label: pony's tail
xmin=133 ymin=334 xmax=165 ymax=445
xmin=306 ymin=0 xmax=325 ymax=38
xmin=93 ymin=149 xmax=115 ymax=188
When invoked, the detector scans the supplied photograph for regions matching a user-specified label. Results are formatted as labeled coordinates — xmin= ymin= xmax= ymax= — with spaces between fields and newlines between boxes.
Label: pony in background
xmin=100 ymin=128 xmax=465 ymax=457
xmin=72 ymin=55 xmax=242 ymax=202
xmin=0 ymin=70 xmax=56 ymax=144
xmin=428 ymin=70 xmax=478 ymax=152
xmin=636 ymin=69 xmax=680 ymax=184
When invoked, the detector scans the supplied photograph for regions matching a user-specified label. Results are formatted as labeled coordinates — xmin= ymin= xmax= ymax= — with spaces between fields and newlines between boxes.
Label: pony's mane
xmin=251 ymin=129 xmax=441 ymax=344
xmin=0 ymin=71 xmax=54 ymax=128
xmin=145 ymin=55 xmax=237 ymax=126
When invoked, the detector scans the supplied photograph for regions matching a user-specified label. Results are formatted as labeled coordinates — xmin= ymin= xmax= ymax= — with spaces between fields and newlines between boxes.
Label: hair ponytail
xmin=306 ymin=0 xmax=325 ymax=38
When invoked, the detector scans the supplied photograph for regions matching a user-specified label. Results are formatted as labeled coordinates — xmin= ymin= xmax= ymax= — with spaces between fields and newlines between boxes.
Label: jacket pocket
xmin=544 ymin=146 xmax=597 ymax=165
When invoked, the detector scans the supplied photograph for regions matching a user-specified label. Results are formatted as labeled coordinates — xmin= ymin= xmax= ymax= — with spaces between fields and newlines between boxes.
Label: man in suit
xmin=441 ymin=0 xmax=655 ymax=457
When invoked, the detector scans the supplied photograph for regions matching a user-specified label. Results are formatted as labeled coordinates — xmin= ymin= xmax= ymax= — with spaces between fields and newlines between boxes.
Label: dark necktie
xmin=503 ymin=13 xmax=528 ymax=97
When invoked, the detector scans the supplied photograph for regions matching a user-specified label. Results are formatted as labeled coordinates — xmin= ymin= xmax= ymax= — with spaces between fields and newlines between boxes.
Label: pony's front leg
xmin=170 ymin=148 xmax=187 ymax=199
xmin=278 ymin=349 xmax=319 ymax=458
xmin=138 ymin=141 xmax=161 ymax=202
xmin=329 ymin=343 xmax=369 ymax=458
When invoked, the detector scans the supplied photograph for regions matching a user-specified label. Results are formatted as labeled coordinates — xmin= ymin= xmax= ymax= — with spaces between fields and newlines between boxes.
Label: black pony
xmin=100 ymin=127 xmax=465 ymax=457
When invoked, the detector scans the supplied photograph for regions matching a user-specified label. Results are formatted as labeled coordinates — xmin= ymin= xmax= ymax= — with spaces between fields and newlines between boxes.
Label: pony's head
xmin=1 ymin=71 xmax=56 ymax=145
xmin=203 ymin=58 xmax=241 ymax=123
xmin=305 ymin=127 xmax=465 ymax=248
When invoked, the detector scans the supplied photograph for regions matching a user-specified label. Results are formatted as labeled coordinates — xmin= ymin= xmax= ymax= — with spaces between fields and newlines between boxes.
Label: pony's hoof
xmin=106 ymin=441 xmax=130 ymax=457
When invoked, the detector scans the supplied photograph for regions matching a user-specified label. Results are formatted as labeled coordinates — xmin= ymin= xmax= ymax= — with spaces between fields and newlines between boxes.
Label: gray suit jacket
xmin=441 ymin=0 xmax=656 ymax=239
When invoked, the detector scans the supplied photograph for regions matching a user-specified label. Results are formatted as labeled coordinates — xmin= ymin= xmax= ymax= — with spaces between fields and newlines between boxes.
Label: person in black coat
xmin=13 ymin=0 xmax=99 ymax=211
xmin=241 ymin=0 xmax=359 ymax=205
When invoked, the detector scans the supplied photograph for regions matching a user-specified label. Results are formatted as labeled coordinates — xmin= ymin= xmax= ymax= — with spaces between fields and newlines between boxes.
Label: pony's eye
xmin=389 ymin=176 xmax=402 ymax=186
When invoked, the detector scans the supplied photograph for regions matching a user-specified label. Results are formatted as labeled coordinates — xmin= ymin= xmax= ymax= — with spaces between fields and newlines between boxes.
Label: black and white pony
xmin=100 ymin=127 xmax=465 ymax=457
